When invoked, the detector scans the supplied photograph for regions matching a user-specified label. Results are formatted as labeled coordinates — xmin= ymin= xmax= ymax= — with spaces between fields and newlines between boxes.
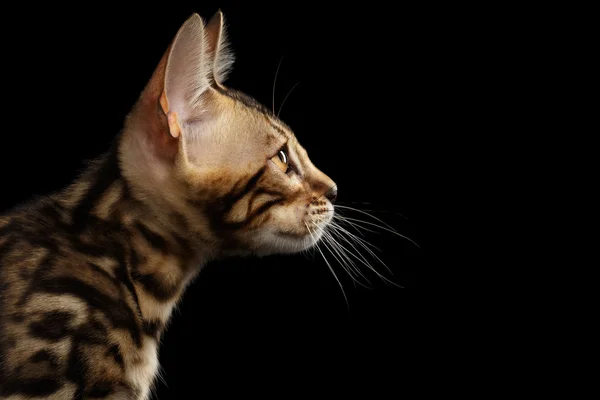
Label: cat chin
xmin=250 ymin=229 xmax=323 ymax=256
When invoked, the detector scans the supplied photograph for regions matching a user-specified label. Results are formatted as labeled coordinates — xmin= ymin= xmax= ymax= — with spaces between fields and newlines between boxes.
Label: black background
xmin=0 ymin=1 xmax=462 ymax=397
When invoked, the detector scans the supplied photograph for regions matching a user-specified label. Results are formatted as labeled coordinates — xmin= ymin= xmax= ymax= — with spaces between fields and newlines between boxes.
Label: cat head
xmin=120 ymin=12 xmax=336 ymax=257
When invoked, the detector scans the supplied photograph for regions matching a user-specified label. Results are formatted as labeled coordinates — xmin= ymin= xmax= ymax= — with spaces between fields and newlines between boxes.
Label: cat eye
xmin=271 ymin=149 xmax=291 ymax=174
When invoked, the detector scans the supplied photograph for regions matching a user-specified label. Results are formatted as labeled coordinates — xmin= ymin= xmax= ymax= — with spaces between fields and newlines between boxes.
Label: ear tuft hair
xmin=205 ymin=10 xmax=235 ymax=85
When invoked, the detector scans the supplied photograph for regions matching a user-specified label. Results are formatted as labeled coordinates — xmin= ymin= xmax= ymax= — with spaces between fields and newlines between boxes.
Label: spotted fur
xmin=0 ymin=11 xmax=336 ymax=399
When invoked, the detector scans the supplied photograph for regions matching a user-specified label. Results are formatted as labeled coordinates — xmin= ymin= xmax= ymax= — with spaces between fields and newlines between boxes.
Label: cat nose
xmin=325 ymin=186 xmax=337 ymax=204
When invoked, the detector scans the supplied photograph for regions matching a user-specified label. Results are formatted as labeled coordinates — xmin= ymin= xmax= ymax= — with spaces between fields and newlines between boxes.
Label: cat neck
xmin=55 ymin=140 xmax=207 ymax=336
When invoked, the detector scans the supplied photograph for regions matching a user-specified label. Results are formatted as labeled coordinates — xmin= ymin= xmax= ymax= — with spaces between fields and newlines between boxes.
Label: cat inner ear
xmin=162 ymin=13 xmax=211 ymax=133
xmin=204 ymin=10 xmax=235 ymax=86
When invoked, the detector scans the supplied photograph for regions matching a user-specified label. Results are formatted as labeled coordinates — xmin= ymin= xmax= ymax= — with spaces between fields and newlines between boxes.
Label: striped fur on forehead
xmin=213 ymin=85 xmax=272 ymax=116
xmin=212 ymin=85 xmax=295 ymax=140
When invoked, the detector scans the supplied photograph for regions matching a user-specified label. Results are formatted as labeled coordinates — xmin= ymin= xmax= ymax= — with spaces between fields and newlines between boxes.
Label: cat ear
xmin=204 ymin=10 xmax=234 ymax=85
xmin=163 ymin=13 xmax=211 ymax=123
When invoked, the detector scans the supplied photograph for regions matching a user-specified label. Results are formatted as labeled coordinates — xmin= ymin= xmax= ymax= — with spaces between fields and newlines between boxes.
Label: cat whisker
xmin=334 ymin=205 xmax=400 ymax=231
xmin=272 ymin=56 xmax=284 ymax=114
xmin=313 ymin=222 xmax=372 ymax=286
xmin=333 ymin=212 xmax=377 ymax=236
xmin=344 ymin=209 xmax=408 ymax=217
xmin=329 ymin=219 xmax=382 ymax=254
xmin=305 ymin=222 xmax=349 ymax=309
xmin=309 ymin=199 xmax=414 ymax=289
xmin=317 ymin=228 xmax=372 ymax=289
xmin=277 ymin=81 xmax=300 ymax=118
xmin=321 ymin=221 xmax=402 ymax=288
xmin=327 ymin=221 xmax=395 ymax=280
xmin=334 ymin=214 xmax=420 ymax=249
xmin=310 ymin=224 xmax=358 ymax=280
xmin=335 ymin=202 xmax=407 ymax=219
xmin=323 ymin=238 xmax=373 ymax=287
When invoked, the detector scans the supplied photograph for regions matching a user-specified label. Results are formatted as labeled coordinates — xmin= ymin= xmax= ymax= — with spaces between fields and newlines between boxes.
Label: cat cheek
xmin=273 ymin=203 xmax=304 ymax=230
xmin=289 ymin=174 xmax=303 ymax=186
xmin=296 ymin=203 xmax=309 ymax=224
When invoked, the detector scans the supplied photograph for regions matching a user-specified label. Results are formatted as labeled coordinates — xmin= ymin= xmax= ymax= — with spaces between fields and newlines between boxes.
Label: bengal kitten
xmin=0 ymin=12 xmax=336 ymax=399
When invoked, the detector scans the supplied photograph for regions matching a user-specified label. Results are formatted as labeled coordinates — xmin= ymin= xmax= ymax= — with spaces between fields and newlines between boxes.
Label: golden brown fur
xmin=0 ymin=11 xmax=336 ymax=399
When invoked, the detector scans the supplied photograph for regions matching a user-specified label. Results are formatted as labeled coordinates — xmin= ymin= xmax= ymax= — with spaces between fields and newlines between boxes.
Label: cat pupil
xmin=278 ymin=150 xmax=288 ymax=165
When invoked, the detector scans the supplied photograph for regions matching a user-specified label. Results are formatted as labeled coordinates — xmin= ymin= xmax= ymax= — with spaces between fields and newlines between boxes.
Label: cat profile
xmin=0 ymin=11 xmax=336 ymax=399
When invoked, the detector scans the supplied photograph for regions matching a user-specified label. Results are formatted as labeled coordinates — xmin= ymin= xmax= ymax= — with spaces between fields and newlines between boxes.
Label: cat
xmin=0 ymin=11 xmax=337 ymax=399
